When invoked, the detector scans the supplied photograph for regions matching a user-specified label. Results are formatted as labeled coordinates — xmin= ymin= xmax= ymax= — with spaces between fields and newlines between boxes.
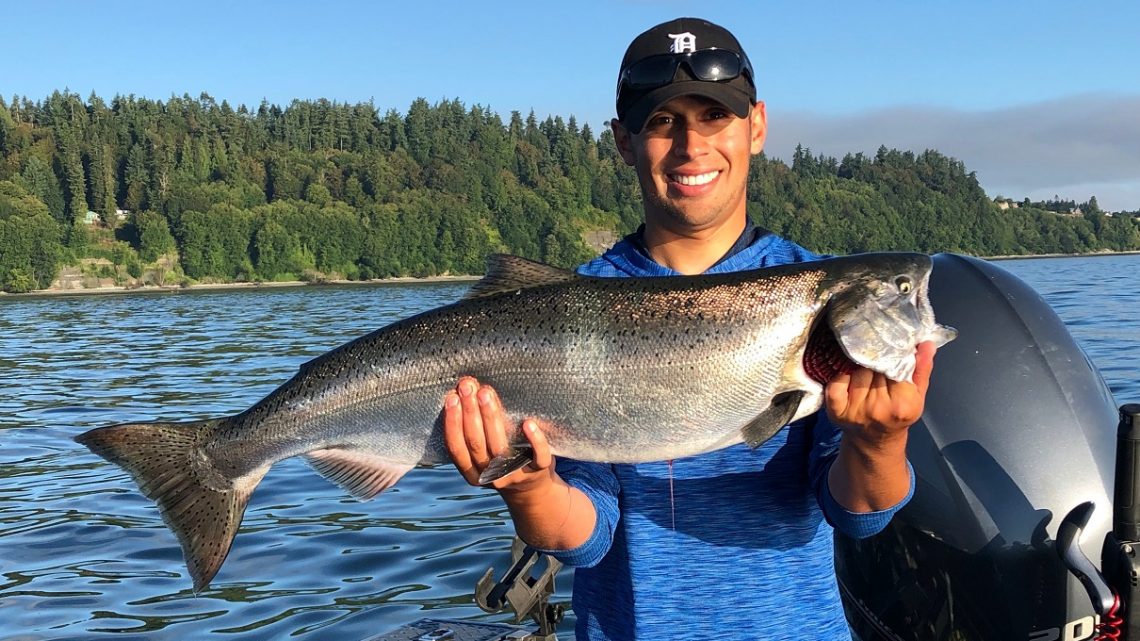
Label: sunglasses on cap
xmin=619 ymin=48 xmax=755 ymax=92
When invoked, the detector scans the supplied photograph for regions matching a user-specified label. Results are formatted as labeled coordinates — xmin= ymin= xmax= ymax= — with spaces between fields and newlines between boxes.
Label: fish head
xmin=822 ymin=253 xmax=957 ymax=383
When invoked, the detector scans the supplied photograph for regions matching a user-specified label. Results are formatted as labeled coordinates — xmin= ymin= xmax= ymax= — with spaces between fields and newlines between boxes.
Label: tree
xmin=404 ymin=98 xmax=433 ymax=165
xmin=19 ymin=155 xmax=66 ymax=221
xmin=58 ymin=128 xmax=89 ymax=221
xmin=0 ymin=180 xmax=63 ymax=291
xmin=89 ymin=144 xmax=118 ymax=222
xmin=134 ymin=211 xmax=177 ymax=261
xmin=124 ymin=143 xmax=149 ymax=211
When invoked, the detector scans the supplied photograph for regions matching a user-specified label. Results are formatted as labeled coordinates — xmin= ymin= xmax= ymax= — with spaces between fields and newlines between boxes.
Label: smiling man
xmin=612 ymin=19 xmax=767 ymax=276
xmin=444 ymin=17 xmax=934 ymax=640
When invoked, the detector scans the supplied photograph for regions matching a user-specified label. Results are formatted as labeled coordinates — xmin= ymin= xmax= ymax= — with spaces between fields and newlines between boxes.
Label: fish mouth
xmin=803 ymin=318 xmax=856 ymax=384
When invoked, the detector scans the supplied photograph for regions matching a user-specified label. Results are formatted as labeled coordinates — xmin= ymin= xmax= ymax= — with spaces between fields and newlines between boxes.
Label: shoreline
xmin=7 ymin=249 xmax=1140 ymax=298
xmin=985 ymin=249 xmax=1140 ymax=261
xmin=4 ymin=274 xmax=482 ymax=298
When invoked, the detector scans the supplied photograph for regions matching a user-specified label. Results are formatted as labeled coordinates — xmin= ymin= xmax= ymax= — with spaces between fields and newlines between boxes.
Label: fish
xmin=76 ymin=252 xmax=956 ymax=591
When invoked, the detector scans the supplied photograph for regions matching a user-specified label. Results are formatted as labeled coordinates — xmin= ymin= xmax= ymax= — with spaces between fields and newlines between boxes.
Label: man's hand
xmin=441 ymin=376 xmax=596 ymax=551
xmin=442 ymin=376 xmax=555 ymax=494
xmin=825 ymin=341 xmax=936 ymax=443
xmin=825 ymin=342 xmax=937 ymax=512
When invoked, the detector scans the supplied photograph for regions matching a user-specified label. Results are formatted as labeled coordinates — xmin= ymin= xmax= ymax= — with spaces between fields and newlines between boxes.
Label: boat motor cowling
xmin=837 ymin=254 xmax=1123 ymax=641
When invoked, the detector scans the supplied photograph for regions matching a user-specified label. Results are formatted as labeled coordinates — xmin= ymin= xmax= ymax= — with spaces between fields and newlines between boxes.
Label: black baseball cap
xmin=616 ymin=18 xmax=757 ymax=134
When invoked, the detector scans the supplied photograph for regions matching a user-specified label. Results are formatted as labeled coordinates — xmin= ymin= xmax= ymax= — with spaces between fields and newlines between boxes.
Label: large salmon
xmin=76 ymin=252 xmax=955 ymax=590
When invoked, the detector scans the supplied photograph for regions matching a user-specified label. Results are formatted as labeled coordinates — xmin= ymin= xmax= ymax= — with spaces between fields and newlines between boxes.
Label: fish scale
xmin=76 ymin=252 xmax=956 ymax=591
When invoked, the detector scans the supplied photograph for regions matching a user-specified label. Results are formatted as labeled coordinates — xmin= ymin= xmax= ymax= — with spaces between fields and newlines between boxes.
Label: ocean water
xmin=0 ymin=254 xmax=1136 ymax=640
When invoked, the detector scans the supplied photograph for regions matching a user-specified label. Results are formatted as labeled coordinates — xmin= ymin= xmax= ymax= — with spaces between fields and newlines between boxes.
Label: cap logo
xmin=667 ymin=32 xmax=697 ymax=53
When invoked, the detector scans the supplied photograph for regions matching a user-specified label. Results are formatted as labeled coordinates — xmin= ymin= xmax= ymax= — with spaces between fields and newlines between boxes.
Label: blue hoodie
xmin=542 ymin=225 xmax=913 ymax=640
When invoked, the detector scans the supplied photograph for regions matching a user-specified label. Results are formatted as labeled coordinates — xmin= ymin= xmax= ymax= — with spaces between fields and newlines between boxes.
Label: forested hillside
xmin=1 ymin=91 xmax=1136 ymax=293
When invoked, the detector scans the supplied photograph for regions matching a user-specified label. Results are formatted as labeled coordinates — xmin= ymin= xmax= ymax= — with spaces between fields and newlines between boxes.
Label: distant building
xmin=115 ymin=209 xmax=130 ymax=220
xmin=83 ymin=210 xmax=100 ymax=225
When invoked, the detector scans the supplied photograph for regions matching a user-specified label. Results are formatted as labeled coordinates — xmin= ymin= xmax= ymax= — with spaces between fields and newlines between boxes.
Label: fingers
xmin=832 ymin=366 xmax=875 ymax=411
xmin=879 ymin=341 xmax=935 ymax=411
xmin=457 ymin=377 xmax=489 ymax=468
xmin=442 ymin=390 xmax=477 ymax=483
xmin=521 ymin=419 xmax=553 ymax=471
xmin=828 ymin=343 xmax=938 ymax=433
xmin=443 ymin=377 xmax=549 ymax=487
xmin=825 ymin=371 xmax=851 ymax=417
xmin=827 ymin=365 xmax=889 ymax=427
xmin=443 ymin=376 xmax=496 ymax=485
xmin=911 ymin=341 xmax=937 ymax=395
xmin=850 ymin=366 xmax=877 ymax=393
xmin=479 ymin=386 xmax=510 ymax=458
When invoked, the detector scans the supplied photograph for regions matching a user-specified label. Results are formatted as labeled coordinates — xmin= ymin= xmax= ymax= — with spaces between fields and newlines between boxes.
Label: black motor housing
xmin=837 ymin=254 xmax=1120 ymax=641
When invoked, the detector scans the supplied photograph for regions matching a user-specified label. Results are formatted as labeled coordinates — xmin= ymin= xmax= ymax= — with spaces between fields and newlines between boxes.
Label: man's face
xmin=614 ymin=95 xmax=767 ymax=235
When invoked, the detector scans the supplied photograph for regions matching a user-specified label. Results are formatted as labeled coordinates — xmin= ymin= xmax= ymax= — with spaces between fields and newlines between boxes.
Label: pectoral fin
xmin=478 ymin=444 xmax=535 ymax=485
xmin=742 ymin=391 xmax=806 ymax=448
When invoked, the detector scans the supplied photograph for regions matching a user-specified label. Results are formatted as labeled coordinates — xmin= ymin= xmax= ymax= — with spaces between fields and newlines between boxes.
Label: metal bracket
xmin=475 ymin=536 xmax=564 ymax=640
xmin=1057 ymin=501 xmax=1116 ymax=615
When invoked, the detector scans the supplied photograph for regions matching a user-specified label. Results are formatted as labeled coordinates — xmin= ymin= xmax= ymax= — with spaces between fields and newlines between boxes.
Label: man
xmin=443 ymin=17 xmax=935 ymax=640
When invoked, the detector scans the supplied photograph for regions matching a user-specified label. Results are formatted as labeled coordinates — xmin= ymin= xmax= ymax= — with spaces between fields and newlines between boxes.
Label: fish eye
xmin=895 ymin=276 xmax=913 ymax=294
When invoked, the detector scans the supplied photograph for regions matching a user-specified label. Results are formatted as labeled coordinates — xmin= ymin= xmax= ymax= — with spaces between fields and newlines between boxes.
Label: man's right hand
xmin=442 ymin=376 xmax=598 ymax=552
xmin=442 ymin=376 xmax=556 ymax=495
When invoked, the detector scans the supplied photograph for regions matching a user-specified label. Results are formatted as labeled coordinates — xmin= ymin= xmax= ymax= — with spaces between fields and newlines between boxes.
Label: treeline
xmin=1 ymin=91 xmax=1137 ymax=293
xmin=1022 ymin=196 xmax=1103 ymax=215
xmin=753 ymin=146 xmax=1139 ymax=256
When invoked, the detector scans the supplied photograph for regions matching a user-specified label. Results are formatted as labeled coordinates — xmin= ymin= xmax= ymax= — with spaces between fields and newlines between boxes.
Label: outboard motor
xmin=837 ymin=254 xmax=1130 ymax=641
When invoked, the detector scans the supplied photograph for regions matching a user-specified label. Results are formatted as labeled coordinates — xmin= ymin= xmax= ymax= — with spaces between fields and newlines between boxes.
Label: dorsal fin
xmin=462 ymin=254 xmax=578 ymax=299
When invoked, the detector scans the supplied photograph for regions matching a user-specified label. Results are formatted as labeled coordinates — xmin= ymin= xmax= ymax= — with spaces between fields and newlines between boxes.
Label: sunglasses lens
xmin=625 ymin=55 xmax=680 ymax=89
xmin=688 ymin=50 xmax=743 ymax=82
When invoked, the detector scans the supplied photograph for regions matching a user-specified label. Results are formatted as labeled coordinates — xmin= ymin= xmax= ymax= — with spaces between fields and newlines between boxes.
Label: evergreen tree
xmin=89 ymin=144 xmax=118 ymax=222
xmin=19 ymin=155 xmax=67 ymax=221
xmin=58 ymin=127 xmax=89 ymax=220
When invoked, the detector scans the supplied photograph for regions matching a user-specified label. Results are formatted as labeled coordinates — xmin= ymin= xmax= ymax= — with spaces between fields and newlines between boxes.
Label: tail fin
xmin=75 ymin=419 xmax=267 ymax=592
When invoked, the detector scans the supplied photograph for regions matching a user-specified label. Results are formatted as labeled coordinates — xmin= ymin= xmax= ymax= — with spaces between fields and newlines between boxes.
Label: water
xmin=993 ymin=255 xmax=1139 ymax=402
xmin=0 ymin=256 xmax=1137 ymax=641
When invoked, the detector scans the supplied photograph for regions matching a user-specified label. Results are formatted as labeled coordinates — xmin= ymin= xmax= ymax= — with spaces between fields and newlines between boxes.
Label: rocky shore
xmin=5 ymin=261 xmax=480 ymax=297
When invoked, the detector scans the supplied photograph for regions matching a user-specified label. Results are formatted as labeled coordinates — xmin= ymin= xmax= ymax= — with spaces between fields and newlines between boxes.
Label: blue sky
xmin=6 ymin=1 xmax=1139 ymax=211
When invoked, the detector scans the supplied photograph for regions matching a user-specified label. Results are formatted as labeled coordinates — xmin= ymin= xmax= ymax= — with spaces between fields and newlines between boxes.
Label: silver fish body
xmin=76 ymin=252 xmax=955 ymax=590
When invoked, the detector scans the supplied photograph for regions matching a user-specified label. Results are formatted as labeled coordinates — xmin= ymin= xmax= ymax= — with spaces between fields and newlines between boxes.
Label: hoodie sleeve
xmin=808 ymin=411 xmax=914 ymax=539
xmin=531 ymin=458 xmax=621 ymax=568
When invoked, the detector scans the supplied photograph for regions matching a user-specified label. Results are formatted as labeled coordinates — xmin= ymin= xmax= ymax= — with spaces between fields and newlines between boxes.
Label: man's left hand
xmin=825 ymin=341 xmax=937 ymax=445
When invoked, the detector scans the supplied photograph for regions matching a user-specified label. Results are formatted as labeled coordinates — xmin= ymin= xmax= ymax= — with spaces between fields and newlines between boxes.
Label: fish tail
xmin=75 ymin=418 xmax=265 ymax=592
